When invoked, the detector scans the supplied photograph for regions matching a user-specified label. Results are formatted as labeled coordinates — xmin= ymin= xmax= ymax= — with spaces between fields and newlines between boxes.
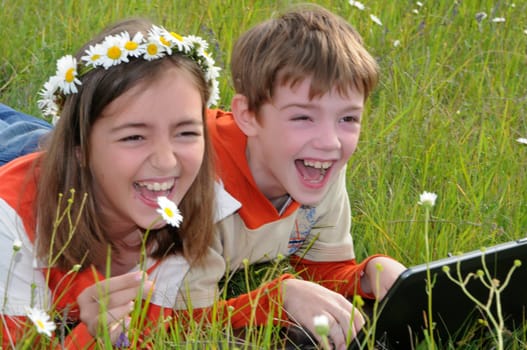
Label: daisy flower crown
xmin=38 ymin=25 xmax=221 ymax=124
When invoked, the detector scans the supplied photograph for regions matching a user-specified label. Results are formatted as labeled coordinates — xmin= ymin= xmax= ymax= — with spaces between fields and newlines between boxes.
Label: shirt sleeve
xmin=0 ymin=198 xmax=50 ymax=315
xmin=178 ymin=274 xmax=294 ymax=329
xmin=290 ymin=255 xmax=387 ymax=299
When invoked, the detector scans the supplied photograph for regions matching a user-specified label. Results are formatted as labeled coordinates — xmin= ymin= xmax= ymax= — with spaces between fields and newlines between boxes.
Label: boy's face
xmin=246 ymin=77 xmax=364 ymax=206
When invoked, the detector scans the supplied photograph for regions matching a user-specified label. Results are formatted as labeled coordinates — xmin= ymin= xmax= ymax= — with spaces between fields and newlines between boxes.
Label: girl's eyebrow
xmin=109 ymin=119 xmax=203 ymax=133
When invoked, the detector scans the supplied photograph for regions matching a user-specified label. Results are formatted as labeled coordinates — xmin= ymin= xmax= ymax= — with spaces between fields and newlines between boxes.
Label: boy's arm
xmin=289 ymin=255 xmax=381 ymax=299
xmin=182 ymin=274 xmax=293 ymax=329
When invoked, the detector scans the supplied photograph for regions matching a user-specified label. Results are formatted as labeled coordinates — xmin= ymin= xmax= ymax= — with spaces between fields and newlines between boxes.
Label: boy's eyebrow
xmin=278 ymin=102 xmax=364 ymax=111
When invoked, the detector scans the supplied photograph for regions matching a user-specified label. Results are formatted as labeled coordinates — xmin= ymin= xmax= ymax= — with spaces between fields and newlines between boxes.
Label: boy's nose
xmin=314 ymin=122 xmax=341 ymax=150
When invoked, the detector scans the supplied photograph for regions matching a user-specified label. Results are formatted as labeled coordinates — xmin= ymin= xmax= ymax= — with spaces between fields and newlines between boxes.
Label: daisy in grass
xmin=349 ymin=0 xmax=365 ymax=10
xmin=516 ymin=138 xmax=527 ymax=145
xmin=55 ymin=55 xmax=81 ymax=94
xmin=418 ymin=191 xmax=437 ymax=208
xmin=157 ymin=196 xmax=183 ymax=227
xmin=25 ymin=307 xmax=56 ymax=337
xmin=370 ymin=14 xmax=383 ymax=26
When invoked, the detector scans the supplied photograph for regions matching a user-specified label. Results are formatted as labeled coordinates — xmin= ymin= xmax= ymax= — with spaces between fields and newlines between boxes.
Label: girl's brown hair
xmin=35 ymin=18 xmax=215 ymax=270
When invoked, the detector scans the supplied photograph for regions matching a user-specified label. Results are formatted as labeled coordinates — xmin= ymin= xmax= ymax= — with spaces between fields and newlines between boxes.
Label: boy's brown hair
xmin=231 ymin=3 xmax=379 ymax=113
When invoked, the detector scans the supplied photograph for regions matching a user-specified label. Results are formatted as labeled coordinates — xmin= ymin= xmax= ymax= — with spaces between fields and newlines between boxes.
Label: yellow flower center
xmin=125 ymin=41 xmax=138 ymax=51
xmin=36 ymin=319 xmax=45 ymax=330
xmin=160 ymin=36 xmax=170 ymax=46
xmin=107 ymin=46 xmax=122 ymax=60
xmin=91 ymin=54 xmax=101 ymax=61
xmin=170 ymin=32 xmax=183 ymax=41
xmin=65 ymin=68 xmax=75 ymax=83
xmin=147 ymin=43 xmax=158 ymax=55
xmin=163 ymin=207 xmax=174 ymax=218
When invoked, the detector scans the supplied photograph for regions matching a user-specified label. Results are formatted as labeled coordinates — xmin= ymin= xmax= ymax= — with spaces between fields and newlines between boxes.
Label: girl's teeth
xmin=138 ymin=181 xmax=173 ymax=191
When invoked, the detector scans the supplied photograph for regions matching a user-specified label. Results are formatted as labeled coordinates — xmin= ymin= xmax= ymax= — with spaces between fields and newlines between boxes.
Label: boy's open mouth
xmin=134 ymin=179 xmax=175 ymax=201
xmin=295 ymin=159 xmax=332 ymax=184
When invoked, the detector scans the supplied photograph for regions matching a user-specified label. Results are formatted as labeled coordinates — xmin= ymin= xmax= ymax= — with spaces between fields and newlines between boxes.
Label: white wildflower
xmin=370 ymin=14 xmax=383 ymax=26
xmin=156 ymin=196 xmax=183 ymax=227
xmin=349 ymin=0 xmax=365 ymax=10
xmin=26 ymin=307 xmax=56 ymax=337
xmin=418 ymin=191 xmax=437 ymax=208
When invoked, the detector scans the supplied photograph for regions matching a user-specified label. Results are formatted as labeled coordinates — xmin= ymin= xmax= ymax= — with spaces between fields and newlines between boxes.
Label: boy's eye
xmin=341 ymin=115 xmax=360 ymax=123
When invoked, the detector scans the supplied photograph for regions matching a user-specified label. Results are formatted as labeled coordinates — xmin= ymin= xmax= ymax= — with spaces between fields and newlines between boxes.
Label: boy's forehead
xmin=274 ymin=74 xmax=365 ymax=101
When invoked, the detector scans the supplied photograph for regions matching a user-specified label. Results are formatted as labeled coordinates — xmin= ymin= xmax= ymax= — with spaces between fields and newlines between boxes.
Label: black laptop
xmin=349 ymin=238 xmax=527 ymax=349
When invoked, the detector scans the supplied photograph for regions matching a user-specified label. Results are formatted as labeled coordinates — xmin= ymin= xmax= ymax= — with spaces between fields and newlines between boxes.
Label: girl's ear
xmin=231 ymin=94 xmax=258 ymax=137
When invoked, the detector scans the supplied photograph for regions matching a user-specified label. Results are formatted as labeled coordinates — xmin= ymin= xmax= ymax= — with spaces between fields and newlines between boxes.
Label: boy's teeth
xmin=303 ymin=160 xmax=332 ymax=169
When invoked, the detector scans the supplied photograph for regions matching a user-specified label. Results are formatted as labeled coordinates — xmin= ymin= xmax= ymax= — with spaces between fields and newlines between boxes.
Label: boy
xmin=194 ymin=3 xmax=406 ymax=348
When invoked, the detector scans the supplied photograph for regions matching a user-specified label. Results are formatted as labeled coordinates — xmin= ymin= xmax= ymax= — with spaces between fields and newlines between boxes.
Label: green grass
xmin=2 ymin=0 xmax=527 ymax=348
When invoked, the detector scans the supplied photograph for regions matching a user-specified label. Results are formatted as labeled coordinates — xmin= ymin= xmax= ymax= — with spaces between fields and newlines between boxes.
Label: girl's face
xmin=88 ymin=67 xmax=205 ymax=236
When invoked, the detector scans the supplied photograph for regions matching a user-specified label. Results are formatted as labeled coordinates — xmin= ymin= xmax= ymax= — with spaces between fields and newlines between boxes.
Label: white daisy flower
xmin=168 ymin=31 xmax=191 ymax=53
xmin=184 ymin=35 xmax=209 ymax=54
xmin=55 ymin=55 xmax=81 ymax=94
xmin=100 ymin=34 xmax=128 ymax=69
xmin=416 ymin=1 xmax=423 ymax=7
xmin=142 ymin=38 xmax=166 ymax=61
xmin=313 ymin=315 xmax=330 ymax=336
xmin=120 ymin=31 xmax=145 ymax=58
xmin=418 ymin=191 xmax=437 ymax=208
xmin=492 ymin=17 xmax=506 ymax=23
xmin=393 ymin=40 xmax=401 ymax=47
xmin=516 ymin=137 xmax=527 ymax=145
xmin=156 ymin=196 xmax=183 ymax=227
xmin=37 ymin=76 xmax=60 ymax=112
xmin=349 ymin=0 xmax=365 ymax=10
xmin=370 ymin=14 xmax=383 ymax=26
xmin=12 ymin=239 xmax=22 ymax=252
xmin=81 ymin=43 xmax=106 ymax=68
xmin=524 ymin=29 xmax=527 ymax=35
xmin=207 ymin=78 xmax=220 ymax=107
xmin=25 ymin=307 xmax=56 ymax=337
xmin=413 ymin=9 xmax=419 ymax=14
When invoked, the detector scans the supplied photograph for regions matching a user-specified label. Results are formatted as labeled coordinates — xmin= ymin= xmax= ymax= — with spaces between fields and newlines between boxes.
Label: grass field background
xmin=1 ymin=0 xmax=527 ymax=348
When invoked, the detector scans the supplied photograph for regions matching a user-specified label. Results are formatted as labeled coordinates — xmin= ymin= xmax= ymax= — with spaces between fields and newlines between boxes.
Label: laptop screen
xmin=349 ymin=238 xmax=527 ymax=349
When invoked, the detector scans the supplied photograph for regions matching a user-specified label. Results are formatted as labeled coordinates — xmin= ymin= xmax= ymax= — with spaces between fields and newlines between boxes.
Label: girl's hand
xmin=77 ymin=271 xmax=154 ymax=344
xmin=282 ymin=278 xmax=364 ymax=350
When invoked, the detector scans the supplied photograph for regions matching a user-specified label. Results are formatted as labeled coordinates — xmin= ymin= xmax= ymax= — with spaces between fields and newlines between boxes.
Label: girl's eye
xmin=178 ymin=131 xmax=201 ymax=137
xmin=120 ymin=135 xmax=144 ymax=142
xmin=292 ymin=115 xmax=311 ymax=121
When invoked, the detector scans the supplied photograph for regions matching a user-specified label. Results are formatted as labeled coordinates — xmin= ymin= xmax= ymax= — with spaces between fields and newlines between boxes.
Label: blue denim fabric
xmin=0 ymin=103 xmax=53 ymax=166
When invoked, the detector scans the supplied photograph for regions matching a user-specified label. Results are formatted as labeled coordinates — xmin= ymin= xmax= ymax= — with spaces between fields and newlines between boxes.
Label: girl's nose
xmin=150 ymin=138 xmax=178 ymax=170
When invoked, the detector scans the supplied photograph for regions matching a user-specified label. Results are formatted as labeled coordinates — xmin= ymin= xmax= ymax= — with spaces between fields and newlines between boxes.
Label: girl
xmin=0 ymin=17 xmax=226 ymax=348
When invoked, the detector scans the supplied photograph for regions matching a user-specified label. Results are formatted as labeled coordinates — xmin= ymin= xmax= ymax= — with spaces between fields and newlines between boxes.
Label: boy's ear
xmin=231 ymin=94 xmax=258 ymax=137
